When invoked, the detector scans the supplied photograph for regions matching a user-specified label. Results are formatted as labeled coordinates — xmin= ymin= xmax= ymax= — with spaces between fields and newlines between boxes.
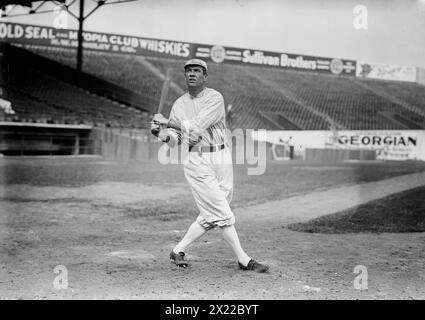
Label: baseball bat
xmin=157 ymin=68 xmax=172 ymax=114
xmin=151 ymin=68 xmax=172 ymax=136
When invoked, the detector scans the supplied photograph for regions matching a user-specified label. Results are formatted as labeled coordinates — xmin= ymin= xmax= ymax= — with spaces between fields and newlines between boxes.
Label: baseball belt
xmin=189 ymin=144 xmax=226 ymax=153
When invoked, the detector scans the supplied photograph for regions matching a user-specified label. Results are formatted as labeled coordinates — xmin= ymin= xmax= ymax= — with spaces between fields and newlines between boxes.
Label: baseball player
xmin=151 ymin=59 xmax=269 ymax=273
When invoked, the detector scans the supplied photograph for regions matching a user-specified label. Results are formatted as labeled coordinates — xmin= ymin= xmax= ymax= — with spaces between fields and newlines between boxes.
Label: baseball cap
xmin=184 ymin=59 xmax=208 ymax=73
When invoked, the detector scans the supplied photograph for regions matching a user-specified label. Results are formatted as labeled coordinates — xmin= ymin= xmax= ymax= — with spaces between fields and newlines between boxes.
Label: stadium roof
xmin=0 ymin=0 xmax=65 ymax=7
xmin=0 ymin=0 xmax=137 ymax=72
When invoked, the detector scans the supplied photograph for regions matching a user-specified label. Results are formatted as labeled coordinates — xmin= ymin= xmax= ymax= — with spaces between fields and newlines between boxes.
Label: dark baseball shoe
xmin=238 ymin=259 xmax=269 ymax=273
xmin=169 ymin=250 xmax=188 ymax=268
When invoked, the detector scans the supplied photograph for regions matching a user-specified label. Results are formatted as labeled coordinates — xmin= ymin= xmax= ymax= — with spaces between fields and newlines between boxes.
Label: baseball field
xmin=1 ymin=156 xmax=424 ymax=299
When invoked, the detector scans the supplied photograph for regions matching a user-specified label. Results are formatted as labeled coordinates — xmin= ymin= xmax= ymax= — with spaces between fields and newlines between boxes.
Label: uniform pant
xmin=183 ymin=146 xmax=234 ymax=230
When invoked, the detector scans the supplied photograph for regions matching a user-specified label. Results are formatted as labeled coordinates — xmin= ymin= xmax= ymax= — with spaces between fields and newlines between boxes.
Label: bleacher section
xmin=1 ymin=44 xmax=150 ymax=128
xmin=147 ymin=58 xmax=330 ymax=130
xmin=27 ymin=46 xmax=180 ymax=115
xmin=1 ymin=65 xmax=146 ymax=127
xmin=355 ymin=78 xmax=425 ymax=127
xmin=26 ymin=47 xmax=324 ymax=129
xmin=3 ymin=67 xmax=142 ymax=127
xmin=141 ymin=58 xmax=425 ymax=130
xmin=254 ymin=68 xmax=425 ymax=130
xmin=0 ymin=86 xmax=69 ymax=124
xmin=12 ymin=45 xmax=425 ymax=130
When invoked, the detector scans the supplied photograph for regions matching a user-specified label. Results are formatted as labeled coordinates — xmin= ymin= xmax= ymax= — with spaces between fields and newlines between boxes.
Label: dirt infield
xmin=1 ymin=158 xmax=425 ymax=299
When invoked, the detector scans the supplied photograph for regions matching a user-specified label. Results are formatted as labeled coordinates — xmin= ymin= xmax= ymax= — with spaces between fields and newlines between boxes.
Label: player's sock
xmin=221 ymin=225 xmax=251 ymax=266
xmin=173 ymin=220 xmax=207 ymax=254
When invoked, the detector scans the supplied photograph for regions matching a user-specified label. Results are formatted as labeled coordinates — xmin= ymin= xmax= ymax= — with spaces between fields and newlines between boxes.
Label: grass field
xmin=288 ymin=186 xmax=425 ymax=234
xmin=2 ymin=157 xmax=425 ymax=206
xmin=1 ymin=157 xmax=425 ymax=299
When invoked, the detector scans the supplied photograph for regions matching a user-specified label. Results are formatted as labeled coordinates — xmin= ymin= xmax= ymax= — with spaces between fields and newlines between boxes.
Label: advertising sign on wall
xmin=0 ymin=22 xmax=356 ymax=75
xmin=356 ymin=61 xmax=417 ymax=82
xmin=0 ymin=22 xmax=193 ymax=58
xmin=194 ymin=44 xmax=357 ymax=76
xmin=254 ymin=130 xmax=425 ymax=161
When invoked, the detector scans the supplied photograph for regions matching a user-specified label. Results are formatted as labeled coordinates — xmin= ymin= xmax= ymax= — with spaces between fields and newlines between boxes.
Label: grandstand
xmin=0 ymin=44 xmax=150 ymax=129
xmin=1 ymin=42 xmax=425 ymax=133
xmin=20 ymin=45 xmax=425 ymax=131
xmin=25 ymin=46 xmax=182 ymax=118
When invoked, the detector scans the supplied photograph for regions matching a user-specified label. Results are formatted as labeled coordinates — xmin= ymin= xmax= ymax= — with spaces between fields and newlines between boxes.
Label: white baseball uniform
xmin=168 ymin=87 xmax=235 ymax=230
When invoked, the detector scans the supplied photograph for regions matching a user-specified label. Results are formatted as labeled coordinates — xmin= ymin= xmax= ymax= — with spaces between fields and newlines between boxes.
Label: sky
xmin=2 ymin=0 xmax=425 ymax=68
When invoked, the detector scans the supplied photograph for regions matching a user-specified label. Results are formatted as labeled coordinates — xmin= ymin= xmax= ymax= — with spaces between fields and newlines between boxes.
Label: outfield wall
xmin=254 ymin=130 xmax=425 ymax=161
xmin=0 ymin=122 xmax=95 ymax=156
xmin=94 ymin=128 xmax=271 ymax=165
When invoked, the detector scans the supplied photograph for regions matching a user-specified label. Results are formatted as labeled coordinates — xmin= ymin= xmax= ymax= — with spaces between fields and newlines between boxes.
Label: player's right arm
xmin=158 ymin=106 xmax=182 ymax=147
